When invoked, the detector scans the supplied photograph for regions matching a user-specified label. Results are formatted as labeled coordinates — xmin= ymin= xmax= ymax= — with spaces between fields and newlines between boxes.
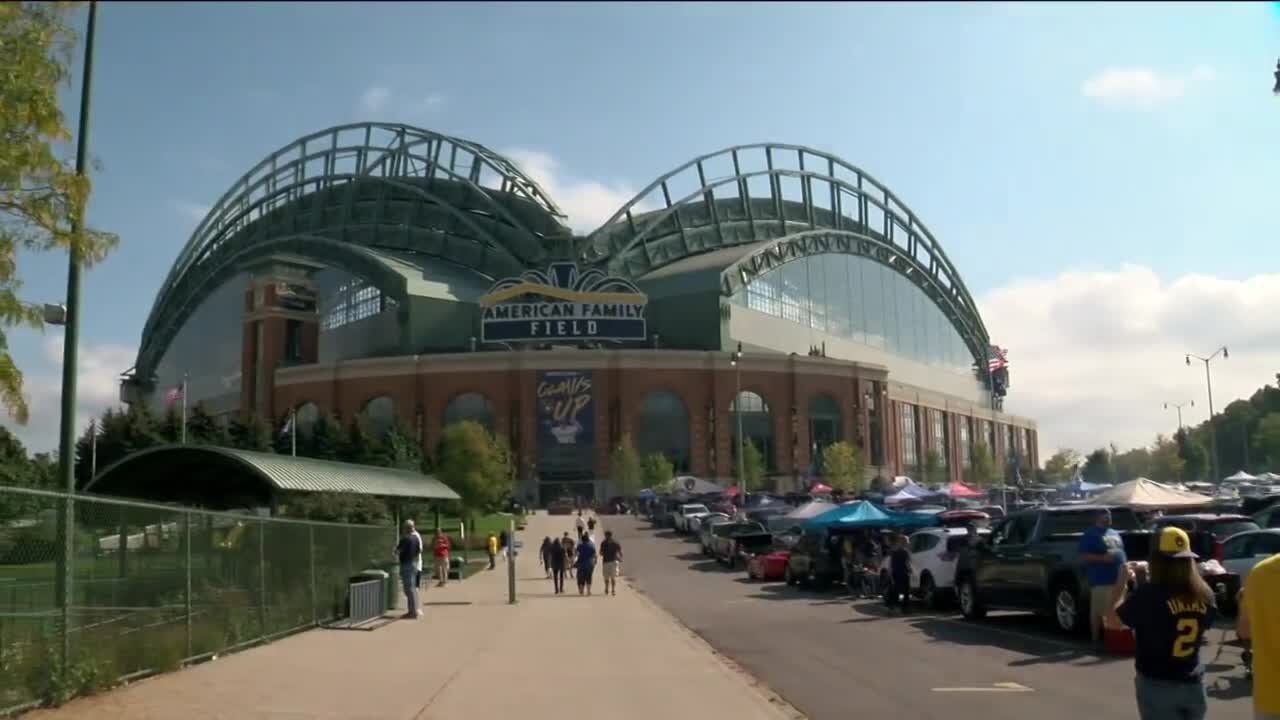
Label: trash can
xmin=347 ymin=569 xmax=390 ymax=622
xmin=448 ymin=556 xmax=464 ymax=580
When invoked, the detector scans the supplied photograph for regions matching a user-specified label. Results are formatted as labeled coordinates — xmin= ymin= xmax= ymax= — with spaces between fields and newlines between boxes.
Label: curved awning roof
xmin=85 ymin=445 xmax=460 ymax=503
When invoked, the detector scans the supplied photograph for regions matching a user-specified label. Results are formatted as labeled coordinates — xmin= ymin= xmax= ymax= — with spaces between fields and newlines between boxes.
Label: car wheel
xmin=958 ymin=578 xmax=986 ymax=620
xmin=784 ymin=565 xmax=796 ymax=586
xmin=920 ymin=574 xmax=938 ymax=609
xmin=1053 ymin=583 xmax=1083 ymax=635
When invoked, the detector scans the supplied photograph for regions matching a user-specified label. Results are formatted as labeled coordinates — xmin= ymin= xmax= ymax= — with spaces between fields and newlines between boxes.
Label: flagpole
xmin=180 ymin=373 xmax=188 ymax=445
xmin=290 ymin=407 xmax=297 ymax=457
xmin=90 ymin=419 xmax=97 ymax=479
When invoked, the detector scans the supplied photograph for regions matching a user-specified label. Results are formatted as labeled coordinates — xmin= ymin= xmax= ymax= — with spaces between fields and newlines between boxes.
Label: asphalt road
xmin=608 ymin=516 xmax=1255 ymax=720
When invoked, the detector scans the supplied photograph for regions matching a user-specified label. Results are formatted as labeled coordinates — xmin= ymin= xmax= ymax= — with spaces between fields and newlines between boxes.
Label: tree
xmin=1112 ymin=445 xmax=1151 ymax=483
xmin=610 ymin=434 xmax=643 ymax=496
xmin=922 ymin=448 xmax=946 ymax=485
xmin=1043 ymin=449 xmax=1081 ymax=485
xmin=382 ymin=422 xmax=424 ymax=472
xmin=228 ymin=413 xmax=273 ymax=452
xmin=305 ymin=413 xmax=344 ymax=460
xmin=156 ymin=406 xmax=182 ymax=443
xmin=967 ymin=441 xmax=998 ymax=486
xmin=739 ymin=441 xmax=766 ymax=491
xmin=435 ymin=421 xmax=509 ymax=515
xmin=1175 ymin=428 xmax=1209 ymax=483
xmin=280 ymin=491 xmax=390 ymax=524
xmin=641 ymin=453 xmax=674 ymax=491
xmin=1253 ymin=413 xmax=1280 ymax=470
xmin=820 ymin=441 xmax=865 ymax=492
xmin=340 ymin=415 xmax=381 ymax=465
xmin=186 ymin=403 xmax=227 ymax=446
xmin=1082 ymin=448 xmax=1116 ymax=485
xmin=0 ymin=2 xmax=119 ymax=424
xmin=1148 ymin=434 xmax=1185 ymax=484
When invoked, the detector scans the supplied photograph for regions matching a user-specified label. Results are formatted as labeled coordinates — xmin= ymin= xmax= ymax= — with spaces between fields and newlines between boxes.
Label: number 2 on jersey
xmin=1172 ymin=618 xmax=1200 ymax=658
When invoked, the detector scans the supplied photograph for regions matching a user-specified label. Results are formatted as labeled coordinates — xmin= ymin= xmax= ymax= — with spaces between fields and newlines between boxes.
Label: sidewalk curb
xmin=624 ymin=577 xmax=808 ymax=720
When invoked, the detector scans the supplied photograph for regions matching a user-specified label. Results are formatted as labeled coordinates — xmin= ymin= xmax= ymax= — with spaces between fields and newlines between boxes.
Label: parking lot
xmin=609 ymin=516 xmax=1256 ymax=720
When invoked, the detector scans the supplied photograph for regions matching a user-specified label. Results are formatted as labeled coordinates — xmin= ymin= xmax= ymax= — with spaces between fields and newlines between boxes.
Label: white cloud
xmin=5 ymin=334 xmax=136 ymax=454
xmin=173 ymin=201 xmax=211 ymax=224
xmin=502 ymin=149 xmax=648 ymax=234
xmin=980 ymin=264 xmax=1280 ymax=460
xmin=359 ymin=86 xmax=392 ymax=115
xmin=357 ymin=87 xmax=444 ymax=119
xmin=1081 ymin=65 xmax=1214 ymax=109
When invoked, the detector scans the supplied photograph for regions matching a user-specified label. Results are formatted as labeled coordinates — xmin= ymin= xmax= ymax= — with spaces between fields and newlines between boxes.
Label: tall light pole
xmin=1163 ymin=400 xmax=1194 ymax=430
xmin=1186 ymin=346 xmax=1228 ymax=483
xmin=730 ymin=342 xmax=744 ymax=490
xmin=55 ymin=0 xmax=99 ymax=674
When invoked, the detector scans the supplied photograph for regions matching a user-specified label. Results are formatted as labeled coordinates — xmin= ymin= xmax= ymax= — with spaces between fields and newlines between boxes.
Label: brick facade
xmin=267 ymin=350 xmax=1038 ymax=502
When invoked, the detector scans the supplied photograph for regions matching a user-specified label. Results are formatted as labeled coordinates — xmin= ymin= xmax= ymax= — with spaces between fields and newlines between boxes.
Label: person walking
xmin=576 ymin=532 xmax=598 ymax=596
xmin=549 ymin=535 xmax=568 ymax=594
xmin=539 ymin=536 xmax=555 ymax=578
xmin=1104 ymin=527 xmax=1215 ymax=720
xmin=886 ymin=533 xmax=912 ymax=614
xmin=499 ymin=528 xmax=510 ymax=561
xmin=561 ymin=532 xmax=577 ymax=580
xmin=396 ymin=521 xmax=423 ymax=619
xmin=432 ymin=529 xmax=452 ymax=587
xmin=486 ymin=531 xmax=499 ymax=570
xmin=1080 ymin=508 xmax=1127 ymax=648
xmin=407 ymin=520 xmax=424 ymax=590
xmin=587 ymin=515 xmax=597 ymax=534
xmin=1237 ymin=551 xmax=1280 ymax=719
xmin=599 ymin=530 xmax=623 ymax=596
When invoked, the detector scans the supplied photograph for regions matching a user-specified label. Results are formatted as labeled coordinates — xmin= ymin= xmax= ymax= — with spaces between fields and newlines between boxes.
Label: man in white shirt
xmin=408 ymin=520 xmax=424 ymax=588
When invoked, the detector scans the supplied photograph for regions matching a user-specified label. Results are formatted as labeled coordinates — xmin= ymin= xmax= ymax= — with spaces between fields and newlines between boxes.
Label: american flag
xmin=988 ymin=345 xmax=1009 ymax=373
xmin=164 ymin=385 xmax=184 ymax=406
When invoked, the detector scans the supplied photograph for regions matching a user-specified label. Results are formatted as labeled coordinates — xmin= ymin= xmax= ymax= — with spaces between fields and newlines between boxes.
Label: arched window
xmin=729 ymin=391 xmax=775 ymax=472
xmin=443 ymin=392 xmax=495 ymax=433
xmin=808 ymin=394 xmax=842 ymax=465
xmin=635 ymin=391 xmax=691 ymax=473
xmin=295 ymin=402 xmax=320 ymax=437
xmin=362 ymin=396 xmax=397 ymax=438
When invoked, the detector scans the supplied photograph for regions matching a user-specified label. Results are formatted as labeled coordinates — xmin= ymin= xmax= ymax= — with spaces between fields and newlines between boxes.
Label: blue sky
xmin=8 ymin=1 xmax=1280 ymax=458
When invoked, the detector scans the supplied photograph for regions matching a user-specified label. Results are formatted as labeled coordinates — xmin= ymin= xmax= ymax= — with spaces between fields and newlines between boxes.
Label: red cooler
xmin=1105 ymin=626 xmax=1136 ymax=654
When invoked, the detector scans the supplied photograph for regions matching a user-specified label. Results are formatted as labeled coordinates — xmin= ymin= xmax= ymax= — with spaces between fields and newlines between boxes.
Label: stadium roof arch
xmin=133 ymin=122 xmax=572 ymax=383
xmin=84 ymin=445 xmax=460 ymax=510
xmin=575 ymin=143 xmax=992 ymax=368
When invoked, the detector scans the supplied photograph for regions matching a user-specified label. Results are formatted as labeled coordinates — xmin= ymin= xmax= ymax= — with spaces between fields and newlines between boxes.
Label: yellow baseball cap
xmin=1157 ymin=526 xmax=1198 ymax=559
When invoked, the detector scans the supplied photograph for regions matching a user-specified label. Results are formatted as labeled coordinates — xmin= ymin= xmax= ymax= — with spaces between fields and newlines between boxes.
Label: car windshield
xmin=1044 ymin=509 xmax=1140 ymax=535
xmin=682 ymin=505 xmax=708 ymax=515
xmin=1207 ymin=520 xmax=1260 ymax=538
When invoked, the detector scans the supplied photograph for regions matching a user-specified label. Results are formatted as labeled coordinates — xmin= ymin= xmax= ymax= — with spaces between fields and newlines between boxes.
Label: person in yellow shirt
xmin=1239 ymin=552 xmax=1280 ymax=720
xmin=486 ymin=532 xmax=499 ymax=570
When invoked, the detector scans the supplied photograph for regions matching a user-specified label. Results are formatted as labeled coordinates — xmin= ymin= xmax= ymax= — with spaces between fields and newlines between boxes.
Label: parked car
xmin=1219 ymin=528 xmax=1280 ymax=583
xmin=1152 ymin=513 xmax=1259 ymax=559
xmin=698 ymin=514 xmax=734 ymax=554
xmin=747 ymin=548 xmax=791 ymax=581
xmin=674 ymin=504 xmax=712 ymax=534
xmin=955 ymin=505 xmax=1151 ymax=635
xmin=708 ymin=522 xmax=771 ymax=568
xmin=879 ymin=527 xmax=990 ymax=608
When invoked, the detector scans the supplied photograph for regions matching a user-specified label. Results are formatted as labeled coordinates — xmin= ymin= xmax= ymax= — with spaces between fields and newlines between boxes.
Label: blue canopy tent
xmin=804 ymin=501 xmax=939 ymax=531
xmin=637 ymin=488 xmax=657 ymax=499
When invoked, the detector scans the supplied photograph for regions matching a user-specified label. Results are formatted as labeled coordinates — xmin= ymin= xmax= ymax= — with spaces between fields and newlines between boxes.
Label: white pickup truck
xmin=674 ymin=503 xmax=712 ymax=534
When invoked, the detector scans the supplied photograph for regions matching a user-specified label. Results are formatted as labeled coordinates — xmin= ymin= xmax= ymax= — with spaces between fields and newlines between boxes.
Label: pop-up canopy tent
xmin=637 ymin=488 xmax=657 ymax=499
xmin=1090 ymin=478 xmax=1214 ymax=510
xmin=804 ymin=501 xmax=939 ymax=531
xmin=1067 ymin=477 xmax=1112 ymax=494
xmin=885 ymin=480 xmax=945 ymax=505
xmin=767 ymin=499 xmax=834 ymax=531
xmin=810 ymin=483 xmax=834 ymax=494
xmin=1224 ymin=471 xmax=1258 ymax=483
xmin=946 ymin=482 xmax=985 ymax=499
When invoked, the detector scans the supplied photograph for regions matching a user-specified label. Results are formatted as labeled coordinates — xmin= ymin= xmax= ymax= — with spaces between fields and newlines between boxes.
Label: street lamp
xmin=1185 ymin=346 xmax=1228 ymax=482
xmin=1162 ymin=400 xmax=1194 ymax=430
xmin=729 ymin=342 xmax=744 ymax=490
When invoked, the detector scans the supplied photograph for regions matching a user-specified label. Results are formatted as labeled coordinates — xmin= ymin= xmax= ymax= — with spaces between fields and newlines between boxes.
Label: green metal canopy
xmin=85 ymin=445 xmax=460 ymax=506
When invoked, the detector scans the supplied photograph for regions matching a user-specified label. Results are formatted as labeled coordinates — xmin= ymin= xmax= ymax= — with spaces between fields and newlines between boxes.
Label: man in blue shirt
xmin=1079 ymin=508 xmax=1126 ymax=646
xmin=396 ymin=521 xmax=423 ymax=619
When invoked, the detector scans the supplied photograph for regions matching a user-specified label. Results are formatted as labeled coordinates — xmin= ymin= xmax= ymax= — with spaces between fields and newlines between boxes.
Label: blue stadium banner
xmin=478 ymin=262 xmax=647 ymax=343
xmin=537 ymin=370 xmax=594 ymax=448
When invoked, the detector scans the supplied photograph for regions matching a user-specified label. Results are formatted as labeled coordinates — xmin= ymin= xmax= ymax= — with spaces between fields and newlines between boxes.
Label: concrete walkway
xmin=27 ymin=512 xmax=801 ymax=720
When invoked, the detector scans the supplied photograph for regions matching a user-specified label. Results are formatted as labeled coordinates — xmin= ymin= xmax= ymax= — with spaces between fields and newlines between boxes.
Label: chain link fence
xmin=0 ymin=485 xmax=395 ymax=714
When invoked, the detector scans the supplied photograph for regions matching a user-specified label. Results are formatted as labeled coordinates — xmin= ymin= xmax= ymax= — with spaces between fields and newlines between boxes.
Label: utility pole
xmin=55 ymin=0 xmax=99 ymax=674
xmin=1186 ymin=346 xmax=1228 ymax=483
xmin=730 ymin=343 xmax=744 ymax=490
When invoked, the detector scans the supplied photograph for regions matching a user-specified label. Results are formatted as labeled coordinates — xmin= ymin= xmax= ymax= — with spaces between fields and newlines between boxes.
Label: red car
xmin=747 ymin=549 xmax=791 ymax=581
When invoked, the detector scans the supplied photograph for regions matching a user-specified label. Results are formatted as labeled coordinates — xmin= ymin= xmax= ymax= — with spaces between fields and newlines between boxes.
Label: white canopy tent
xmin=767 ymin=500 xmax=834 ymax=531
xmin=1090 ymin=477 xmax=1214 ymax=510
xmin=1224 ymin=471 xmax=1257 ymax=483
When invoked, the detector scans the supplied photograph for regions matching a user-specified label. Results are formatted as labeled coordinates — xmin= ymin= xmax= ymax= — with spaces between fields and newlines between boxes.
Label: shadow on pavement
xmin=747 ymin=582 xmax=832 ymax=602
xmin=653 ymin=530 xmax=683 ymax=540
xmin=904 ymin=613 xmax=1128 ymax=667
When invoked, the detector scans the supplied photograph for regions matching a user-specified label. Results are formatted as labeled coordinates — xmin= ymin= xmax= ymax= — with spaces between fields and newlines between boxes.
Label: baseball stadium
xmin=119 ymin=122 xmax=1037 ymax=505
